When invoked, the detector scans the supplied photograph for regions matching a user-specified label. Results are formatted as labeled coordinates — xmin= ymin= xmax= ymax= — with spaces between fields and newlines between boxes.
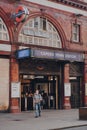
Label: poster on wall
xmin=64 ymin=83 xmax=71 ymax=97
xmin=85 ymin=83 xmax=87 ymax=96
xmin=11 ymin=82 xmax=20 ymax=98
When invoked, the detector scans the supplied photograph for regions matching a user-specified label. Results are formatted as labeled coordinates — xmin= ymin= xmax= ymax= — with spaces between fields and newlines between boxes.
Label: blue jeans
xmin=35 ymin=103 xmax=41 ymax=117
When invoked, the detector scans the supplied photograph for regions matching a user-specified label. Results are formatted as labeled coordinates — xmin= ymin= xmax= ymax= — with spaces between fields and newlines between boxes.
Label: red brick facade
xmin=0 ymin=0 xmax=87 ymax=112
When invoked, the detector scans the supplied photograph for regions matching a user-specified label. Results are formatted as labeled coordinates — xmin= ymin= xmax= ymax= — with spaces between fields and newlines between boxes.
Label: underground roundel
xmin=15 ymin=6 xmax=29 ymax=23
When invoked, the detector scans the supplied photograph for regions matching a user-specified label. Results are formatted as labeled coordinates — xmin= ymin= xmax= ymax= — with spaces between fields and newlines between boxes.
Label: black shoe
xmin=35 ymin=116 xmax=38 ymax=118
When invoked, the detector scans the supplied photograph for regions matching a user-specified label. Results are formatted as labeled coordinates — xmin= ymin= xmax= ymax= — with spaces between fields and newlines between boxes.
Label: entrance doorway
xmin=20 ymin=74 xmax=59 ymax=111
xmin=70 ymin=79 xmax=81 ymax=108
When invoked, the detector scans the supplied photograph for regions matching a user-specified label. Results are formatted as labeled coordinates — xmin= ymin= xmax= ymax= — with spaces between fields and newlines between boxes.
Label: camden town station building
xmin=0 ymin=0 xmax=87 ymax=113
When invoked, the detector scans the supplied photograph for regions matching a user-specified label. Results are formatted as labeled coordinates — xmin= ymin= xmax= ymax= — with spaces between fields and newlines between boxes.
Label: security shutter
xmin=0 ymin=58 xmax=9 ymax=111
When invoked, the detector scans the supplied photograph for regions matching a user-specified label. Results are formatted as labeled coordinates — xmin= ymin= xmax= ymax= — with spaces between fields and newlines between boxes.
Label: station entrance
xmin=19 ymin=59 xmax=62 ymax=111
xmin=20 ymin=74 xmax=60 ymax=111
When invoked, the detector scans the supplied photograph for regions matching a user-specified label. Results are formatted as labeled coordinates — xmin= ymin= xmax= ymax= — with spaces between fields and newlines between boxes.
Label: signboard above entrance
xmin=16 ymin=48 xmax=84 ymax=62
xmin=31 ymin=49 xmax=84 ymax=62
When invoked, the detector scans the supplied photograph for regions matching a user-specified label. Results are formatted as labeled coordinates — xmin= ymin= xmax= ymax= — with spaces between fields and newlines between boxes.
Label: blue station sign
xmin=16 ymin=49 xmax=31 ymax=59
xmin=16 ymin=48 xmax=84 ymax=62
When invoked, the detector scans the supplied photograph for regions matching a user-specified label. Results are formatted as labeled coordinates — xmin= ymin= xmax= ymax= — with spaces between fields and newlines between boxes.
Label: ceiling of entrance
xmin=19 ymin=59 xmax=61 ymax=75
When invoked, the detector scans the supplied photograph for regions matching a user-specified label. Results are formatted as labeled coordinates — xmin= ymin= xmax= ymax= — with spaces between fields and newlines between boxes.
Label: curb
xmin=50 ymin=124 xmax=87 ymax=130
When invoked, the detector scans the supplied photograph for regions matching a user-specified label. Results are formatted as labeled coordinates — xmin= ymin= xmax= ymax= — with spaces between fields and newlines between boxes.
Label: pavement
xmin=0 ymin=109 xmax=87 ymax=130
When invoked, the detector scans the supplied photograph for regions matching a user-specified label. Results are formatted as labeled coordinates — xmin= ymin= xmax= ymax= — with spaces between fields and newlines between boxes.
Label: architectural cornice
xmin=49 ymin=0 xmax=87 ymax=11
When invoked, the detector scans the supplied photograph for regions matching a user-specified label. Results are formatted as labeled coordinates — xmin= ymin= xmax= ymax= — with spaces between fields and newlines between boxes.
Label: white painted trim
xmin=0 ymin=44 xmax=11 ymax=52
xmin=26 ymin=0 xmax=87 ymax=16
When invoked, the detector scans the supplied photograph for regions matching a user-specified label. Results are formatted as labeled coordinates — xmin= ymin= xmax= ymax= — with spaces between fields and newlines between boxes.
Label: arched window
xmin=0 ymin=17 xmax=9 ymax=41
xmin=18 ymin=17 xmax=62 ymax=48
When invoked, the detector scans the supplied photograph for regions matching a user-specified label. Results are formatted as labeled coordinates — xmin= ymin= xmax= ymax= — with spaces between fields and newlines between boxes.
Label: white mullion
xmin=37 ymin=17 xmax=39 ymax=30
xmin=77 ymin=25 xmax=79 ymax=42
xmin=32 ymin=36 xmax=34 ymax=44
xmin=52 ymin=24 xmax=53 ymax=47
xmin=46 ymin=19 xmax=48 ymax=31
xmin=55 ymin=33 xmax=57 ymax=48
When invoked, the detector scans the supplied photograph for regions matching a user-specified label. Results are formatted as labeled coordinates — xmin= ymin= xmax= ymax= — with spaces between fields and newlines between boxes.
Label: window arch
xmin=18 ymin=17 xmax=62 ymax=48
xmin=0 ymin=17 xmax=9 ymax=41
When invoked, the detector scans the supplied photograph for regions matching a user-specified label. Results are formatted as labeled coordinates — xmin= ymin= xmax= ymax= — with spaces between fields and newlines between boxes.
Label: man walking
xmin=33 ymin=89 xmax=42 ymax=118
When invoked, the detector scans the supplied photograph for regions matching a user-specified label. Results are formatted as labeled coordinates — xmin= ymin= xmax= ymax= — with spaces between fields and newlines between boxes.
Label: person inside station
xmin=27 ymin=90 xmax=33 ymax=110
